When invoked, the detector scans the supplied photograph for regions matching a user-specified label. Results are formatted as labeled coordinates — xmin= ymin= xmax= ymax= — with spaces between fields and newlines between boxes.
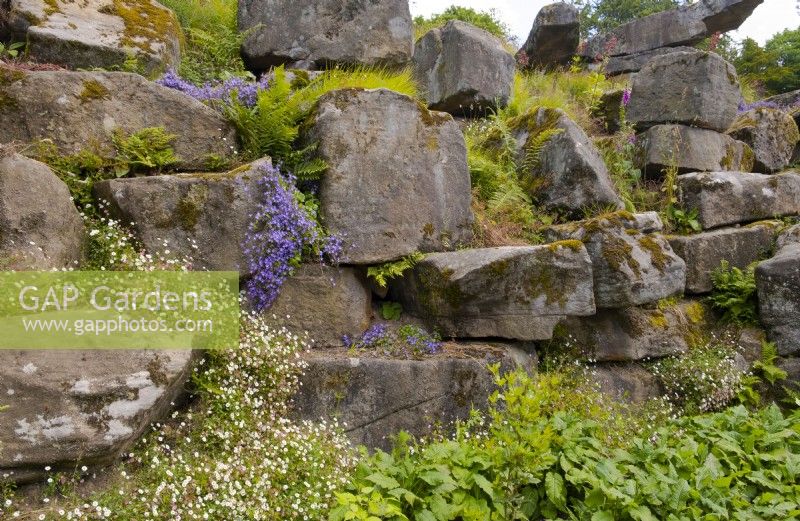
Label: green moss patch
xmin=79 ymin=79 xmax=111 ymax=102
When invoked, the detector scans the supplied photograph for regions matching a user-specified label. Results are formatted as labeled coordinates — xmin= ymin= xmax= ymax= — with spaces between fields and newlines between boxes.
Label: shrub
xmin=708 ymin=260 xmax=759 ymax=326
xmin=413 ymin=6 xmax=512 ymax=42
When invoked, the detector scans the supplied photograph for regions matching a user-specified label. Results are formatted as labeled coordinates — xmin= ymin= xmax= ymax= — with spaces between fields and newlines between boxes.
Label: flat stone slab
xmin=669 ymin=222 xmax=778 ymax=293
xmin=638 ymin=124 xmax=754 ymax=177
xmin=0 ymin=0 xmax=182 ymax=73
xmin=238 ymin=0 xmax=413 ymax=71
xmin=294 ymin=343 xmax=530 ymax=450
xmin=307 ymin=88 xmax=473 ymax=264
xmin=94 ymin=161 xmax=267 ymax=273
xmin=0 ymin=349 xmax=194 ymax=484
xmin=601 ymin=46 xmax=696 ymax=76
xmin=391 ymin=244 xmax=595 ymax=340
xmin=0 ymin=68 xmax=238 ymax=171
xmin=268 ymin=265 xmax=372 ymax=348
xmin=678 ymin=171 xmax=800 ymax=229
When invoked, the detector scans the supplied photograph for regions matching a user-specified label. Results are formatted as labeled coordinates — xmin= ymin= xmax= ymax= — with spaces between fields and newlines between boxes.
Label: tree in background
xmin=720 ymin=28 xmax=800 ymax=96
xmin=412 ymin=6 xmax=514 ymax=43
xmin=571 ymin=0 xmax=687 ymax=38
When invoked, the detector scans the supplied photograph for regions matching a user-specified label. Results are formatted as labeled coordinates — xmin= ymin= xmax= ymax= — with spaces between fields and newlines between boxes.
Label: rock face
xmin=0 ymin=0 xmax=182 ymax=73
xmin=0 ymin=153 xmax=84 ymax=270
xmin=0 ymin=349 xmax=194 ymax=483
xmin=626 ymin=51 xmax=741 ymax=132
xmin=268 ymin=265 xmax=372 ymax=347
xmin=669 ymin=223 xmax=778 ymax=294
xmin=512 ymin=107 xmax=623 ymax=216
xmin=294 ymin=345 xmax=527 ymax=450
xmin=307 ymin=88 xmax=473 ymax=264
xmin=238 ymin=0 xmax=413 ymax=71
xmin=547 ymin=214 xmax=686 ymax=308
xmin=756 ymin=225 xmax=800 ymax=356
xmin=593 ymin=89 xmax=625 ymax=133
xmin=516 ymin=3 xmax=580 ymax=69
xmin=601 ymin=46 xmax=696 ymax=76
xmin=391 ymin=244 xmax=596 ymax=340
xmin=727 ymin=108 xmax=800 ymax=174
xmin=581 ymin=0 xmax=763 ymax=59
xmin=94 ymin=161 xmax=267 ymax=273
xmin=413 ymin=21 xmax=515 ymax=116
xmin=0 ymin=69 xmax=238 ymax=171
xmin=588 ymin=363 xmax=664 ymax=403
xmin=638 ymin=124 xmax=754 ymax=177
xmin=556 ymin=305 xmax=691 ymax=362
xmin=678 ymin=171 xmax=800 ymax=229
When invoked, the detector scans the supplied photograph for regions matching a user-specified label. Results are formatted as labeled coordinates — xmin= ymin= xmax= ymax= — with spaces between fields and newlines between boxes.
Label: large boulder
xmin=268 ymin=265 xmax=372 ymax=348
xmin=601 ymin=46 xmax=696 ymax=76
xmin=413 ymin=21 xmax=515 ymax=116
xmin=391 ymin=243 xmax=596 ymax=340
xmin=581 ymin=0 xmax=763 ymax=59
xmin=516 ymin=3 xmax=580 ymax=69
xmin=678 ymin=171 xmax=800 ymax=229
xmin=638 ymin=124 xmax=754 ymax=177
xmin=511 ymin=107 xmax=623 ymax=216
xmin=295 ymin=344 xmax=528 ymax=450
xmin=546 ymin=213 xmax=686 ymax=308
xmin=756 ymin=225 xmax=800 ymax=356
xmin=306 ymin=88 xmax=473 ymax=264
xmin=727 ymin=108 xmax=800 ymax=174
xmin=554 ymin=305 xmax=693 ymax=362
xmin=238 ymin=0 xmax=413 ymax=71
xmin=94 ymin=161 xmax=267 ymax=273
xmin=0 ymin=349 xmax=194 ymax=483
xmin=0 ymin=0 xmax=181 ymax=73
xmin=0 ymin=68 xmax=238 ymax=171
xmin=668 ymin=222 xmax=778 ymax=294
xmin=626 ymin=51 xmax=741 ymax=132
xmin=0 ymin=152 xmax=84 ymax=270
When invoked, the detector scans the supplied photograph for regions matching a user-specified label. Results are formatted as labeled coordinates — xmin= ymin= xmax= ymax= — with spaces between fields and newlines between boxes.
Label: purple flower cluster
xmin=343 ymin=323 xmax=441 ymax=357
xmin=737 ymin=99 xmax=781 ymax=113
xmin=157 ymin=70 xmax=270 ymax=108
xmin=243 ymin=162 xmax=340 ymax=310
xmin=621 ymin=88 xmax=631 ymax=107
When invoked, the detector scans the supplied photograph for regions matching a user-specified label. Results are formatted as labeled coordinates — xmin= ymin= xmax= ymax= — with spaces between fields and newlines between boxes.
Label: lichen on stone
xmin=79 ymin=79 xmax=111 ymax=102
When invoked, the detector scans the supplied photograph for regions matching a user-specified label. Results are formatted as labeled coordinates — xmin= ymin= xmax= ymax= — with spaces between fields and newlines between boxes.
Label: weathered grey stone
xmin=294 ymin=344 xmax=528 ymax=450
xmin=581 ymin=0 xmax=763 ymax=59
xmin=777 ymin=357 xmax=800 ymax=396
xmin=238 ymin=0 xmax=413 ymax=71
xmin=307 ymin=88 xmax=473 ymax=264
xmin=544 ymin=214 xmax=685 ymax=308
xmin=763 ymin=89 xmax=800 ymax=110
xmin=511 ymin=107 xmax=623 ymax=216
xmin=601 ymin=46 xmax=696 ymax=76
xmin=678 ymin=171 xmax=800 ymax=229
xmin=543 ymin=211 xmax=664 ymax=242
xmin=0 ymin=349 xmax=194 ymax=483
xmin=516 ymin=3 xmax=579 ymax=69
xmin=727 ymin=108 xmax=800 ymax=174
xmin=0 ymin=152 xmax=84 ymax=270
xmin=391 ymin=244 xmax=596 ymax=340
xmin=776 ymin=223 xmax=800 ymax=250
xmin=413 ymin=21 xmax=515 ymax=116
xmin=0 ymin=68 xmax=238 ymax=171
xmin=588 ymin=363 xmax=664 ymax=403
xmin=268 ymin=265 xmax=372 ymax=348
xmin=593 ymin=89 xmax=625 ymax=133
xmin=94 ymin=160 xmax=268 ymax=273
xmin=756 ymin=242 xmax=800 ymax=356
xmin=639 ymin=124 xmax=754 ymax=177
xmin=668 ymin=222 xmax=778 ymax=293
xmin=0 ymin=0 xmax=181 ymax=73
xmin=626 ymin=51 xmax=741 ymax=132
xmin=556 ymin=305 xmax=691 ymax=362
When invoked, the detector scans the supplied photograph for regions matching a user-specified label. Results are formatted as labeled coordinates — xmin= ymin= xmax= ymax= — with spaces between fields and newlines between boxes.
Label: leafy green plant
xmin=367 ymin=252 xmax=424 ymax=289
xmin=413 ymin=6 xmax=512 ymax=42
xmin=380 ymin=301 xmax=403 ymax=321
xmin=666 ymin=205 xmax=702 ymax=233
xmin=0 ymin=42 xmax=25 ymax=59
xmin=111 ymin=127 xmax=180 ymax=174
xmin=738 ymin=340 xmax=789 ymax=406
xmin=708 ymin=260 xmax=759 ymax=326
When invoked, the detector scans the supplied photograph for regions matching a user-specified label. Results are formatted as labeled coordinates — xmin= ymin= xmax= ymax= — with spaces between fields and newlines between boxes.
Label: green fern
xmin=520 ymin=127 xmax=563 ymax=177
xmin=367 ymin=252 xmax=424 ymax=289
xmin=111 ymin=127 xmax=179 ymax=174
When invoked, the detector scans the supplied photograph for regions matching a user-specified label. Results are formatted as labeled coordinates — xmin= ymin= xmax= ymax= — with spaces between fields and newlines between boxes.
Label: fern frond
xmin=520 ymin=127 xmax=563 ymax=177
xmin=367 ymin=252 xmax=425 ymax=289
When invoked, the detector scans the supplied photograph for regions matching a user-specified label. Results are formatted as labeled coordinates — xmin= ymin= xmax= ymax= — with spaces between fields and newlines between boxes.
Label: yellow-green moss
xmin=0 ymin=68 xmax=25 ymax=86
xmin=684 ymin=301 xmax=705 ymax=325
xmin=601 ymin=235 xmax=640 ymax=276
xmin=43 ymin=0 xmax=60 ymax=16
xmin=173 ymin=184 xmax=209 ymax=231
xmin=638 ymin=235 xmax=669 ymax=272
xmin=416 ymin=100 xmax=451 ymax=127
xmin=741 ymin=144 xmax=755 ymax=172
xmin=547 ymin=239 xmax=583 ymax=253
xmin=0 ymin=91 xmax=18 ymax=110
xmin=649 ymin=311 xmax=669 ymax=329
xmin=112 ymin=0 xmax=182 ymax=55
xmin=79 ymin=80 xmax=110 ymax=102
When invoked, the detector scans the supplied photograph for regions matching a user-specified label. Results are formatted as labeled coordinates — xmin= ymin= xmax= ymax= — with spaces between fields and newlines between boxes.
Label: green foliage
xmin=224 ymin=66 xmax=416 ymax=180
xmin=725 ymin=29 xmax=800 ymax=96
xmin=332 ymin=367 xmax=800 ymax=520
xmin=0 ymin=41 xmax=25 ymax=59
xmin=367 ymin=252 xmax=424 ymax=289
xmin=158 ymin=0 xmax=247 ymax=83
xmin=708 ymin=260 xmax=759 ymax=326
xmin=413 ymin=6 xmax=512 ymax=42
xmin=666 ymin=205 xmax=702 ymax=233
xmin=738 ymin=341 xmax=789 ymax=407
xmin=112 ymin=127 xmax=180 ymax=174
xmin=381 ymin=301 xmax=403 ymax=321
xmin=572 ymin=0 xmax=686 ymax=39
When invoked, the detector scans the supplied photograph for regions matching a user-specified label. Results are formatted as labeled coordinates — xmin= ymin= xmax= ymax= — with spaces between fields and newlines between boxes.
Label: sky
xmin=409 ymin=0 xmax=799 ymax=46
